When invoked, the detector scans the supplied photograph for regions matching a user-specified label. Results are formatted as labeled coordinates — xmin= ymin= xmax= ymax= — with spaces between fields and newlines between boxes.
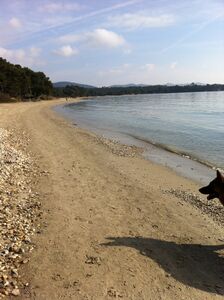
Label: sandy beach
xmin=0 ymin=99 xmax=223 ymax=299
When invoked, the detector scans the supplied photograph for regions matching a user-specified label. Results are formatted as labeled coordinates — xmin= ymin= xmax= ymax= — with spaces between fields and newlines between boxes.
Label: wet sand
xmin=0 ymin=98 xmax=223 ymax=299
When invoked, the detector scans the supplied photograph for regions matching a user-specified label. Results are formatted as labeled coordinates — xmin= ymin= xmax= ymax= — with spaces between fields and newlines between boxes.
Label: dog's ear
xmin=216 ymin=170 xmax=224 ymax=183
xmin=199 ymin=186 xmax=210 ymax=194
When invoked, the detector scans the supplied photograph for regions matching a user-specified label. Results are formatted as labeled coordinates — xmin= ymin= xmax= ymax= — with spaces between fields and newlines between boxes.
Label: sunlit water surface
xmin=57 ymin=91 xmax=224 ymax=170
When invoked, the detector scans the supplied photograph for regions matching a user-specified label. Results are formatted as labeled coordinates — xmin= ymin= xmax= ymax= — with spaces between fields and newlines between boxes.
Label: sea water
xmin=58 ymin=92 xmax=224 ymax=168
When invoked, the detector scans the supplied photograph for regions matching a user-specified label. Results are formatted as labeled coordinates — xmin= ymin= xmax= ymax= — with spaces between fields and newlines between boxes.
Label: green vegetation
xmin=53 ymin=83 xmax=224 ymax=98
xmin=0 ymin=58 xmax=52 ymax=102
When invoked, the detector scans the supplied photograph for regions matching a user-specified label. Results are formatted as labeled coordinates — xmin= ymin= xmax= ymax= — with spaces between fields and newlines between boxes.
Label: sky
xmin=0 ymin=0 xmax=224 ymax=86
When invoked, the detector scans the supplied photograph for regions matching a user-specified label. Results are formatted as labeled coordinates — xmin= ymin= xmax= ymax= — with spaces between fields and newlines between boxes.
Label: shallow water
xmin=57 ymin=91 xmax=224 ymax=170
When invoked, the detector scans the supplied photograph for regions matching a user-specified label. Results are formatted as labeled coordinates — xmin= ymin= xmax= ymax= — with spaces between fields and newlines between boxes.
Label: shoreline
xmin=129 ymin=133 xmax=216 ymax=169
xmin=55 ymin=100 xmax=216 ymax=185
xmin=0 ymin=98 xmax=223 ymax=299
xmin=61 ymin=95 xmax=224 ymax=171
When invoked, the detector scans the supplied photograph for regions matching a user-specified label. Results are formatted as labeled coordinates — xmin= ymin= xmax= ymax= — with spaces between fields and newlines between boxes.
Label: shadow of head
xmin=102 ymin=237 xmax=224 ymax=295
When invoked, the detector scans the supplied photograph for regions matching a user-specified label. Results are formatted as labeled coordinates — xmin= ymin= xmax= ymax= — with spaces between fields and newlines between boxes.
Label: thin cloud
xmin=160 ymin=11 xmax=224 ymax=53
xmin=98 ymin=64 xmax=131 ymax=77
xmin=9 ymin=17 xmax=22 ymax=29
xmin=54 ymin=45 xmax=79 ymax=57
xmin=58 ymin=34 xmax=81 ymax=44
xmin=5 ymin=0 xmax=141 ymax=47
xmin=107 ymin=13 xmax=175 ymax=30
xmin=141 ymin=63 xmax=156 ymax=71
xmin=170 ymin=62 xmax=177 ymax=69
xmin=123 ymin=48 xmax=132 ymax=54
xmin=0 ymin=46 xmax=43 ymax=66
xmin=40 ymin=2 xmax=82 ymax=13
xmin=59 ymin=29 xmax=126 ymax=49
xmin=44 ymin=0 xmax=141 ymax=32
xmin=30 ymin=47 xmax=42 ymax=57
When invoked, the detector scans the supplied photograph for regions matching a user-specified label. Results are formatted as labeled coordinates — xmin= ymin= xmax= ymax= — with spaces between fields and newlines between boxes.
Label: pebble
xmin=0 ymin=128 xmax=42 ymax=298
xmin=85 ymin=255 xmax=102 ymax=265
xmin=164 ymin=188 xmax=224 ymax=225
xmin=95 ymin=136 xmax=142 ymax=158
xmin=11 ymin=289 xmax=20 ymax=296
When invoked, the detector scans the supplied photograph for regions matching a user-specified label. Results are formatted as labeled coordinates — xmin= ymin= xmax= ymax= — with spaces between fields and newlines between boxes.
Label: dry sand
xmin=0 ymin=99 xmax=223 ymax=299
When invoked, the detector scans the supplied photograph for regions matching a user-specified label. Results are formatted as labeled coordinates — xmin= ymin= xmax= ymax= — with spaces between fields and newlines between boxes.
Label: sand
xmin=0 ymin=99 xmax=223 ymax=299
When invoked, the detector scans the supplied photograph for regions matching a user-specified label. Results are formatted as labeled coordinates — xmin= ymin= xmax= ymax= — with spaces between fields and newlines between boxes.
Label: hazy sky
xmin=0 ymin=0 xmax=224 ymax=86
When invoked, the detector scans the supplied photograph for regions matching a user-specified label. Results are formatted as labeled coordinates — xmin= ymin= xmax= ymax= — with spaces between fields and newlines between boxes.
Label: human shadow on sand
xmin=102 ymin=237 xmax=224 ymax=295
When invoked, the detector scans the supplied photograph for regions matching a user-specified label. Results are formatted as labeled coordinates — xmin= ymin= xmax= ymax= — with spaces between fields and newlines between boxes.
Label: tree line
xmin=0 ymin=57 xmax=52 ymax=102
xmin=53 ymin=83 xmax=224 ymax=98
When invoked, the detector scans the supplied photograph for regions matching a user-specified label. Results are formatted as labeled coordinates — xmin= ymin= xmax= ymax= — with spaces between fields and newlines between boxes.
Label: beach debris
xmin=164 ymin=188 xmax=224 ymax=225
xmin=107 ymin=287 xmax=123 ymax=298
xmin=95 ymin=136 xmax=142 ymax=158
xmin=0 ymin=128 xmax=42 ymax=298
xmin=11 ymin=289 xmax=20 ymax=296
xmin=85 ymin=255 xmax=102 ymax=265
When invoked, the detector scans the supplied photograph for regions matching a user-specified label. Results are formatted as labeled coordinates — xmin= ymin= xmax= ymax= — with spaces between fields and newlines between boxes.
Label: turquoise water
xmin=58 ymin=91 xmax=224 ymax=169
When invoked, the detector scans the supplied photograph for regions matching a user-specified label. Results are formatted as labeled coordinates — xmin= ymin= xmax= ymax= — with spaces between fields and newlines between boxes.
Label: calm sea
xmin=57 ymin=91 xmax=224 ymax=169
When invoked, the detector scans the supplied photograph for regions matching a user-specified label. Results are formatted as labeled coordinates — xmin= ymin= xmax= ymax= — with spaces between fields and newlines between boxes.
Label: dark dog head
xmin=199 ymin=170 xmax=224 ymax=206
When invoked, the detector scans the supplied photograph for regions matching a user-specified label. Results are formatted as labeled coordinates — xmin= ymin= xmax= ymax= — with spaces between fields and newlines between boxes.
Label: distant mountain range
xmin=53 ymin=81 xmax=96 ymax=89
xmin=53 ymin=81 xmax=207 ymax=89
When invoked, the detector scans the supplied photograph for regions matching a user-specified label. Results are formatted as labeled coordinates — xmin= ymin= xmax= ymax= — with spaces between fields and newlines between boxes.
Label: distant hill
xmin=109 ymin=83 xmax=148 ymax=88
xmin=53 ymin=81 xmax=96 ymax=89
xmin=54 ymin=82 xmax=208 ymax=89
xmin=165 ymin=82 xmax=205 ymax=87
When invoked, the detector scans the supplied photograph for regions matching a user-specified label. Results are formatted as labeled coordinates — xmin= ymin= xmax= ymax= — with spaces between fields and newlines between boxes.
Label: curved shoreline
xmin=54 ymin=101 xmax=216 ymax=184
xmin=60 ymin=95 xmax=224 ymax=171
